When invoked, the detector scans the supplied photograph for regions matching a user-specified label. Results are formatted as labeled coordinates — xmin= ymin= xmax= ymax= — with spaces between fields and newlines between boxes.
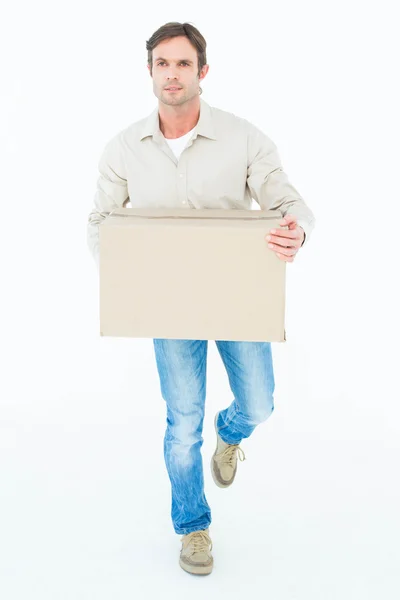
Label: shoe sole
xmin=211 ymin=412 xmax=232 ymax=489
xmin=179 ymin=557 xmax=213 ymax=575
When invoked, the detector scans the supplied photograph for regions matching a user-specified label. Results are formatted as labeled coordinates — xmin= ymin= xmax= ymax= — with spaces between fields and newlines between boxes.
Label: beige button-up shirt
xmin=87 ymin=97 xmax=315 ymax=266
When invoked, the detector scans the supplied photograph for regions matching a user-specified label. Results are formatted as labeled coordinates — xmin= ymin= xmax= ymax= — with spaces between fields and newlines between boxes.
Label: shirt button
xmin=182 ymin=200 xmax=186 ymax=204
xmin=179 ymin=174 xmax=184 ymax=178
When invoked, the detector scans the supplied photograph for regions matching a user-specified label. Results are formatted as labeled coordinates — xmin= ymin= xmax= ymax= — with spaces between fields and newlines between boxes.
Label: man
xmin=87 ymin=22 xmax=315 ymax=576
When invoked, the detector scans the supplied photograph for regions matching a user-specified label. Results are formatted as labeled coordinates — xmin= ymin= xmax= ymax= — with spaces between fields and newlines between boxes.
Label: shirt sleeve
xmin=246 ymin=122 xmax=316 ymax=246
xmin=87 ymin=133 xmax=130 ymax=268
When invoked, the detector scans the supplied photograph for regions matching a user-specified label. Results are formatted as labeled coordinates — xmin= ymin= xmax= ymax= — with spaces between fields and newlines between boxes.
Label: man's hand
xmin=265 ymin=214 xmax=305 ymax=263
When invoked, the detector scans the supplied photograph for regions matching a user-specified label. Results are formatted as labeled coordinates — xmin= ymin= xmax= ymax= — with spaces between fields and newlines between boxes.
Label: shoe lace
xmin=183 ymin=530 xmax=213 ymax=554
xmin=218 ymin=443 xmax=246 ymax=466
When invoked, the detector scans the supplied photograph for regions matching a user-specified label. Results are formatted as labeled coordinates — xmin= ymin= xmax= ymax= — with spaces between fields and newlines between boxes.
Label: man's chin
xmin=160 ymin=93 xmax=186 ymax=105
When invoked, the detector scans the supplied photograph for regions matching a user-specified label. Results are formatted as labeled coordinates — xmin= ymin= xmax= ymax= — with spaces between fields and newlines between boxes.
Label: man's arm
xmin=246 ymin=122 xmax=315 ymax=247
xmin=87 ymin=134 xmax=129 ymax=268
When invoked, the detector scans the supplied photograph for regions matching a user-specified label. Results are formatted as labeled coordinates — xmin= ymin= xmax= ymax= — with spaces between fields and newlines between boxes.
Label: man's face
xmin=148 ymin=36 xmax=207 ymax=106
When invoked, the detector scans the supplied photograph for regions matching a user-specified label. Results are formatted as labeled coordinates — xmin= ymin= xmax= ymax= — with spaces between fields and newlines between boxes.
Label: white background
xmin=1 ymin=1 xmax=399 ymax=598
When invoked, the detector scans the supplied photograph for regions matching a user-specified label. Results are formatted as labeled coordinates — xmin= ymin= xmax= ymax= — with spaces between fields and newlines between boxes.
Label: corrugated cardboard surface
xmin=99 ymin=207 xmax=287 ymax=342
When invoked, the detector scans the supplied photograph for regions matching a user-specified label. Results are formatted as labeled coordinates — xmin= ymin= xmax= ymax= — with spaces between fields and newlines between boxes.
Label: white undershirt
xmin=163 ymin=126 xmax=197 ymax=160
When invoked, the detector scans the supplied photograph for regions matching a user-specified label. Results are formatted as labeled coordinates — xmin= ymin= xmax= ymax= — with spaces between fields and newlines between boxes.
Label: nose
xmin=165 ymin=67 xmax=180 ymax=81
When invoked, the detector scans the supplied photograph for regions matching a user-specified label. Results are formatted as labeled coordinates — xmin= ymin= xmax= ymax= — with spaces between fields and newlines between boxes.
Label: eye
xmin=157 ymin=61 xmax=189 ymax=66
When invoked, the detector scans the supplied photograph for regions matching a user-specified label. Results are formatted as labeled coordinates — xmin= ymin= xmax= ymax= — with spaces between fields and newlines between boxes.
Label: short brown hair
xmin=146 ymin=21 xmax=207 ymax=78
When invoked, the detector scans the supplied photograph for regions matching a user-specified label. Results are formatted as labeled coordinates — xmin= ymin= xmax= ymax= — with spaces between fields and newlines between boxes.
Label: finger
xmin=267 ymin=237 xmax=297 ymax=248
xmin=276 ymin=252 xmax=294 ymax=262
xmin=280 ymin=214 xmax=297 ymax=226
xmin=281 ymin=220 xmax=299 ymax=231
xmin=265 ymin=232 xmax=301 ymax=247
xmin=269 ymin=244 xmax=297 ymax=256
xmin=267 ymin=228 xmax=298 ymax=240
xmin=286 ymin=222 xmax=299 ymax=230
xmin=267 ymin=232 xmax=300 ymax=248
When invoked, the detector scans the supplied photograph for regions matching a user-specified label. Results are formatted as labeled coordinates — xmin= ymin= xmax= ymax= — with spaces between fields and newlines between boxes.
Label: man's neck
xmin=158 ymin=97 xmax=200 ymax=139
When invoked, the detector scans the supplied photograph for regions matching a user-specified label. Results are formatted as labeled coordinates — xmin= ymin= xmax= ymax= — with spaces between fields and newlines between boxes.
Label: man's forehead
xmin=153 ymin=38 xmax=196 ymax=61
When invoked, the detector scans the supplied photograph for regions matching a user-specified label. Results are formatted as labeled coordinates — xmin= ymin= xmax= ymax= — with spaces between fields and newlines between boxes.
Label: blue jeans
xmin=153 ymin=339 xmax=275 ymax=535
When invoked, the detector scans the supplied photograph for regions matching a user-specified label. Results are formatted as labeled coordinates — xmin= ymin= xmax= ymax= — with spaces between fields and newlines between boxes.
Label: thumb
xmin=280 ymin=214 xmax=298 ymax=229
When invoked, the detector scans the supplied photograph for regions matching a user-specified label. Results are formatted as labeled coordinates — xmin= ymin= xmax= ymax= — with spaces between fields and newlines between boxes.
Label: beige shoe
xmin=211 ymin=411 xmax=246 ymax=488
xmin=179 ymin=528 xmax=213 ymax=575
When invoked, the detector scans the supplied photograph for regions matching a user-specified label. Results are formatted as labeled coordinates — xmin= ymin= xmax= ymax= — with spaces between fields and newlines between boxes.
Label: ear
xmin=199 ymin=64 xmax=209 ymax=82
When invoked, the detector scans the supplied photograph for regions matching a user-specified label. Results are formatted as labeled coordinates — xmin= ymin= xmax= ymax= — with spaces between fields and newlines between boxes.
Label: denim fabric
xmin=153 ymin=338 xmax=275 ymax=535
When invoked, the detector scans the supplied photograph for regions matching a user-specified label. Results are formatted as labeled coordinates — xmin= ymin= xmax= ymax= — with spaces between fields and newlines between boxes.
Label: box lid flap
xmin=107 ymin=207 xmax=282 ymax=221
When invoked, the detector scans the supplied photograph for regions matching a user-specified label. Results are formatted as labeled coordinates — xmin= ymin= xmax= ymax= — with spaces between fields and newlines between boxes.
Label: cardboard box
xmin=99 ymin=207 xmax=287 ymax=342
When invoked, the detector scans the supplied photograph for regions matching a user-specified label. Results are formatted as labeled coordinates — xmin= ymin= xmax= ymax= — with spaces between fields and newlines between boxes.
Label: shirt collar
xmin=139 ymin=97 xmax=217 ymax=143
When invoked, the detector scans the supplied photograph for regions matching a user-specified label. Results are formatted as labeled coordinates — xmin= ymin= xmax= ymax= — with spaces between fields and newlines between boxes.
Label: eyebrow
xmin=154 ymin=57 xmax=193 ymax=64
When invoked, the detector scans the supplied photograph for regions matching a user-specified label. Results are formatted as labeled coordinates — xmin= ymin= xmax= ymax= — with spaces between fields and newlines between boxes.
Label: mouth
xmin=165 ymin=87 xmax=182 ymax=92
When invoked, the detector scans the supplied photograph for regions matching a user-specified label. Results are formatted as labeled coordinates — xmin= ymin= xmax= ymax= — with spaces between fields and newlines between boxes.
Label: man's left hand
xmin=265 ymin=214 xmax=305 ymax=263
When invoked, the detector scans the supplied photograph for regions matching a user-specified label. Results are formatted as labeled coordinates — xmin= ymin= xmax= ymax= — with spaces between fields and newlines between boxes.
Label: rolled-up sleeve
xmin=246 ymin=123 xmax=315 ymax=246
xmin=87 ymin=134 xmax=129 ymax=268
